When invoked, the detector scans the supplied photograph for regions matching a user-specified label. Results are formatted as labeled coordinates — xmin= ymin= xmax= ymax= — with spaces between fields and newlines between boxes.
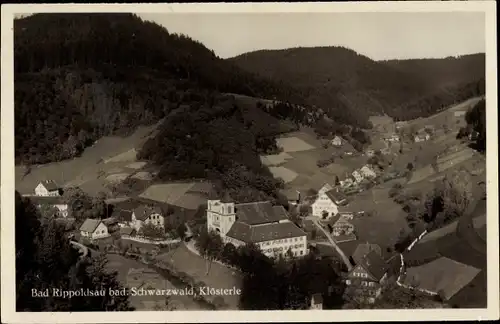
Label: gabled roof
xmin=39 ymin=180 xmax=60 ymax=191
xmin=356 ymin=251 xmax=389 ymax=282
xmin=79 ymin=219 xmax=103 ymax=233
xmin=234 ymin=201 xmax=288 ymax=225
xmin=226 ymin=220 xmax=306 ymax=244
xmin=102 ymin=217 xmax=118 ymax=226
xmin=352 ymin=242 xmax=382 ymax=265
xmin=325 ymin=189 xmax=347 ymax=204
xmin=133 ymin=205 xmax=164 ymax=221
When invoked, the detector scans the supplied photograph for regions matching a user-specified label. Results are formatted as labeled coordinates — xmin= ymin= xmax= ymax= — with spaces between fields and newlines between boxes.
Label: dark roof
xmin=325 ymin=190 xmax=347 ymax=204
xmin=356 ymin=251 xmax=388 ymax=281
xmin=111 ymin=208 xmax=133 ymax=222
xmin=133 ymin=205 xmax=163 ymax=221
xmin=352 ymin=243 xmax=382 ymax=266
xmin=226 ymin=220 xmax=306 ymax=243
xmin=311 ymin=243 xmax=338 ymax=258
xmin=102 ymin=217 xmax=118 ymax=226
xmin=333 ymin=233 xmax=357 ymax=243
xmin=28 ymin=195 xmax=66 ymax=205
xmin=120 ymin=227 xmax=136 ymax=236
xmin=280 ymin=188 xmax=300 ymax=201
xmin=39 ymin=180 xmax=60 ymax=191
xmin=234 ymin=201 xmax=289 ymax=225
xmin=79 ymin=219 xmax=103 ymax=233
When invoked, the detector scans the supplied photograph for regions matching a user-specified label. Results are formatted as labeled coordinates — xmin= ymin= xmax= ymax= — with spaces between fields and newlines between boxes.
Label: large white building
xmin=35 ymin=180 xmax=62 ymax=196
xmin=311 ymin=184 xmax=348 ymax=218
xmin=206 ymin=199 xmax=308 ymax=259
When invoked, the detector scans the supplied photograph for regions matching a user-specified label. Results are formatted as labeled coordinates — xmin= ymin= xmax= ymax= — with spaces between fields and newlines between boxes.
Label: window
xmin=300 ymin=251 xmax=303 ymax=255
xmin=369 ymin=282 xmax=375 ymax=287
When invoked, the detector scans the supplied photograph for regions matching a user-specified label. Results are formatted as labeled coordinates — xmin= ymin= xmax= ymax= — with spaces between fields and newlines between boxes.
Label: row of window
xmin=260 ymin=237 xmax=304 ymax=246
xmin=352 ymin=272 xmax=369 ymax=279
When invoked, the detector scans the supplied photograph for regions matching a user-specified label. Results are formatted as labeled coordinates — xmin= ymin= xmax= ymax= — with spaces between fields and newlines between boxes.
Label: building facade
xmin=79 ymin=219 xmax=110 ymax=240
xmin=131 ymin=206 xmax=165 ymax=232
xmin=207 ymin=199 xmax=308 ymax=259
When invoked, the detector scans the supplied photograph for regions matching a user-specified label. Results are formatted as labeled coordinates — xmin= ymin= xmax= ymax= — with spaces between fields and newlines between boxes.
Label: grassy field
xmin=15 ymin=122 xmax=160 ymax=196
xmin=104 ymin=252 xmax=202 ymax=310
xmin=157 ymin=244 xmax=242 ymax=309
xmin=269 ymin=166 xmax=298 ymax=183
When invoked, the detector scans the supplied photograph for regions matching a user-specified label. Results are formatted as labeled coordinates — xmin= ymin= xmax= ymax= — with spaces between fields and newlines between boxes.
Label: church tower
xmin=206 ymin=192 xmax=236 ymax=238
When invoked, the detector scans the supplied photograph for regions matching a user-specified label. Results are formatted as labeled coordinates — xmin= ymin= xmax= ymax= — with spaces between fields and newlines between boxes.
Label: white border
xmin=1 ymin=2 xmax=498 ymax=323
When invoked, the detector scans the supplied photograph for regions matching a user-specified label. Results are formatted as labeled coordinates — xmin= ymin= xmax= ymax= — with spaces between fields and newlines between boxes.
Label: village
xmin=18 ymin=95 xmax=486 ymax=310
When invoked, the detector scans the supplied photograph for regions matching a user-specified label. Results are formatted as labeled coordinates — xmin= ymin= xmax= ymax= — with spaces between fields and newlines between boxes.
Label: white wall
xmin=207 ymin=200 xmax=236 ymax=238
xmin=311 ymin=193 xmax=339 ymax=218
xmin=145 ymin=213 xmax=164 ymax=228
xmin=92 ymin=222 xmax=109 ymax=239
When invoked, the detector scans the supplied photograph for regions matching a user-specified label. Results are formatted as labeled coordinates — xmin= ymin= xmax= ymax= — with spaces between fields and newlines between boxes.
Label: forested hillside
xmin=229 ymin=47 xmax=485 ymax=123
xmin=14 ymin=13 xmax=304 ymax=165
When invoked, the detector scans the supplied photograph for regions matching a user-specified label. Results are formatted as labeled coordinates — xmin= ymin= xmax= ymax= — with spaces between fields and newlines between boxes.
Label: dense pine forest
xmin=229 ymin=47 xmax=485 ymax=122
xmin=14 ymin=13 xmax=305 ymax=165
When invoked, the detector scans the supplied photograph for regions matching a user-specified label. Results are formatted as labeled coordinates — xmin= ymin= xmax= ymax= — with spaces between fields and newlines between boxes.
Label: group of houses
xmin=26 ymin=180 xmax=170 ymax=241
xmin=339 ymin=164 xmax=378 ymax=189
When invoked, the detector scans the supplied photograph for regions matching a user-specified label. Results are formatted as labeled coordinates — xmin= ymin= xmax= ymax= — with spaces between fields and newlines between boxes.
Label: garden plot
xmin=260 ymin=152 xmax=293 ymax=166
xmin=276 ymin=136 xmax=315 ymax=153
xmin=403 ymin=257 xmax=481 ymax=300
xmin=269 ymin=166 xmax=298 ymax=184
xmin=126 ymin=162 xmax=148 ymax=169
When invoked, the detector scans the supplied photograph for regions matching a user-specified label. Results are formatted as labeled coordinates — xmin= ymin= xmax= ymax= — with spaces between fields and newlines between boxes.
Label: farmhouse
xmin=331 ymin=135 xmax=343 ymax=147
xmin=79 ymin=219 xmax=110 ymax=240
xmin=131 ymin=205 xmax=165 ymax=232
xmin=206 ymin=199 xmax=308 ymax=259
xmin=328 ymin=215 xmax=355 ymax=237
xmin=35 ymin=180 xmax=62 ymax=196
xmin=311 ymin=185 xmax=348 ymax=218
xmin=344 ymin=250 xmax=389 ymax=304
xmin=29 ymin=195 xmax=69 ymax=218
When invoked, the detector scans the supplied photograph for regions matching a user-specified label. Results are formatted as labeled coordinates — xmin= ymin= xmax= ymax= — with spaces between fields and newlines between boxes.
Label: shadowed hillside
xmin=229 ymin=47 xmax=485 ymax=123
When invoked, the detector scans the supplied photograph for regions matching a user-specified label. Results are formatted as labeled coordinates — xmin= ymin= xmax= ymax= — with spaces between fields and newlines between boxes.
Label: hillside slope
xmin=229 ymin=47 xmax=485 ymax=123
xmin=14 ymin=13 xmax=304 ymax=165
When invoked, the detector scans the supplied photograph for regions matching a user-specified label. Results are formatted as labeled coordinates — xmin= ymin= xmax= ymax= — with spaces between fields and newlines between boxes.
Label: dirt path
xmin=312 ymin=219 xmax=353 ymax=271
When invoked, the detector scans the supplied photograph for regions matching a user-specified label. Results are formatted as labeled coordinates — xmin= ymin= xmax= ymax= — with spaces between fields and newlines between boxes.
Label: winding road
xmin=312 ymin=219 xmax=353 ymax=271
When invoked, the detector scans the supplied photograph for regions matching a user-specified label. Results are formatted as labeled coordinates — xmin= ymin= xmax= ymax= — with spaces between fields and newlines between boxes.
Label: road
xmin=69 ymin=240 xmax=89 ymax=258
xmin=312 ymin=218 xmax=353 ymax=271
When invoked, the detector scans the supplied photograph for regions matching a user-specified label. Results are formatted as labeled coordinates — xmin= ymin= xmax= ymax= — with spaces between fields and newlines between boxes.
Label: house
xmin=384 ymin=134 xmax=400 ymax=143
xmin=344 ymin=250 xmax=389 ymax=304
xmin=331 ymin=136 xmax=343 ymax=147
xmin=310 ymin=293 xmax=323 ymax=310
xmin=366 ymin=149 xmax=375 ymax=158
xmin=35 ymin=180 xmax=62 ymax=197
xmin=79 ymin=219 xmax=110 ymax=240
xmin=102 ymin=217 xmax=120 ymax=234
xmin=120 ymin=226 xmax=137 ymax=237
xmin=352 ymin=242 xmax=382 ymax=265
xmin=340 ymin=177 xmax=355 ymax=188
xmin=352 ymin=170 xmax=363 ymax=183
xmin=359 ymin=165 xmax=377 ymax=179
xmin=111 ymin=208 xmax=134 ymax=227
xmin=206 ymin=198 xmax=308 ymax=259
xmin=311 ymin=185 xmax=347 ymax=218
xmin=29 ymin=196 xmax=69 ymax=218
xmin=131 ymin=205 xmax=165 ymax=232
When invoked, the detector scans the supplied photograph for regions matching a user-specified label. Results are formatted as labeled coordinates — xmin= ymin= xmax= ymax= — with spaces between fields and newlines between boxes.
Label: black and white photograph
xmin=1 ymin=2 xmax=498 ymax=323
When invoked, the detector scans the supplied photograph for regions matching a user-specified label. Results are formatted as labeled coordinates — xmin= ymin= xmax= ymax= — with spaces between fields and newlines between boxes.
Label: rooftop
xmin=39 ymin=180 xmax=60 ymax=191
xmin=226 ymin=220 xmax=306 ymax=244
xmin=352 ymin=242 xmax=382 ymax=266
xmin=325 ymin=189 xmax=347 ymax=204
xmin=356 ymin=250 xmax=389 ymax=282
xmin=234 ymin=201 xmax=289 ymax=225
xmin=79 ymin=218 xmax=103 ymax=233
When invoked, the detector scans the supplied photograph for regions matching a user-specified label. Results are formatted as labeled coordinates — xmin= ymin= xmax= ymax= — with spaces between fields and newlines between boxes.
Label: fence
xmin=395 ymin=230 xmax=439 ymax=296
xmin=121 ymin=235 xmax=181 ymax=245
